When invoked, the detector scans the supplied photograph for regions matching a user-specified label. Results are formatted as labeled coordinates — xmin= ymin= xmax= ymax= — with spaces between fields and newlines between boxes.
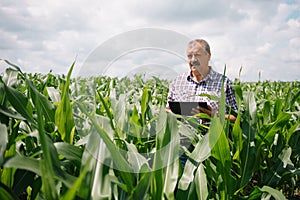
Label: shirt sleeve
xmin=167 ymin=80 xmax=176 ymax=103
xmin=225 ymin=79 xmax=238 ymax=112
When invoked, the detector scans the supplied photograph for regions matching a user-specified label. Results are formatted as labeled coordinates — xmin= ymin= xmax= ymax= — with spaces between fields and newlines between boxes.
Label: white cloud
xmin=256 ymin=43 xmax=273 ymax=54
xmin=0 ymin=0 xmax=299 ymax=81
xmin=289 ymin=37 xmax=300 ymax=48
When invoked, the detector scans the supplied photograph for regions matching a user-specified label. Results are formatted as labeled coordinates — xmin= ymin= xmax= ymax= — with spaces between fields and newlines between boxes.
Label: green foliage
xmin=0 ymin=60 xmax=299 ymax=199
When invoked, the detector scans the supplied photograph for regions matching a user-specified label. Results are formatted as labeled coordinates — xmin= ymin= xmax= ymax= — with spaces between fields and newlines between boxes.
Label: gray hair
xmin=187 ymin=39 xmax=211 ymax=55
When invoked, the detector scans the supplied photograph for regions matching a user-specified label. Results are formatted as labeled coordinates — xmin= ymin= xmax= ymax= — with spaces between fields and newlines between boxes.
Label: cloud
xmin=127 ymin=0 xmax=246 ymax=23
xmin=256 ymin=43 xmax=273 ymax=54
xmin=0 ymin=0 xmax=299 ymax=81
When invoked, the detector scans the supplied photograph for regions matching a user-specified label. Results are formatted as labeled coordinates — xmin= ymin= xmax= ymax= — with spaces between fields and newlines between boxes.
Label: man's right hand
xmin=191 ymin=105 xmax=215 ymax=117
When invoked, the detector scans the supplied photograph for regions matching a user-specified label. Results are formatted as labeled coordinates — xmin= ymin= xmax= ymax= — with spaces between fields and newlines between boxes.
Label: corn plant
xmin=0 ymin=60 xmax=299 ymax=199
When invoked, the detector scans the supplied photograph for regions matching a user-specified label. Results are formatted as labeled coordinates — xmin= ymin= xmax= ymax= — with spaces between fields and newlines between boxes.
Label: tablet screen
xmin=168 ymin=101 xmax=208 ymax=116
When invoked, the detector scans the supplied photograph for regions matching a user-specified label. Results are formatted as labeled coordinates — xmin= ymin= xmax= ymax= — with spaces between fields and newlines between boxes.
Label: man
xmin=166 ymin=39 xmax=237 ymax=123
xmin=166 ymin=39 xmax=238 ymax=168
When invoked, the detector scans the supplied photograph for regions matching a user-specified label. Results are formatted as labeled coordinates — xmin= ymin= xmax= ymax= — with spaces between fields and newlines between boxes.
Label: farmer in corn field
xmin=166 ymin=39 xmax=238 ymax=166
xmin=166 ymin=39 xmax=237 ymax=122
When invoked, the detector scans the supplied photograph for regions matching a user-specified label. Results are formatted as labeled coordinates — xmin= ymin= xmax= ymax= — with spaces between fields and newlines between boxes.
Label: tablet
xmin=168 ymin=101 xmax=208 ymax=116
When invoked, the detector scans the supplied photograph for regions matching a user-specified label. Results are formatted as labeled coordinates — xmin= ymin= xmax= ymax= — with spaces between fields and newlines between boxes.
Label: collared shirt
xmin=167 ymin=67 xmax=238 ymax=114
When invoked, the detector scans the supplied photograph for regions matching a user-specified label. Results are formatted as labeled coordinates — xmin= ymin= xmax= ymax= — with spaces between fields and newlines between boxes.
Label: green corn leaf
xmin=2 ymin=68 xmax=19 ymax=87
xmin=219 ymin=65 xmax=226 ymax=125
xmin=211 ymin=116 xmax=234 ymax=197
xmin=0 ymin=123 xmax=8 ymax=165
xmin=60 ymin=159 xmax=90 ymax=200
xmin=242 ymin=91 xmax=258 ymax=177
xmin=234 ymin=85 xmax=243 ymax=101
xmin=163 ymin=112 xmax=180 ymax=199
xmin=76 ymin=101 xmax=134 ymax=191
xmin=240 ymin=118 xmax=256 ymax=185
xmin=232 ymin=111 xmax=242 ymax=162
xmin=0 ymin=59 xmax=24 ymax=77
xmin=194 ymin=163 xmax=208 ymax=200
xmin=4 ymin=155 xmax=41 ymax=175
xmin=239 ymin=66 xmax=243 ymax=78
xmin=55 ymin=62 xmax=75 ymax=143
xmin=79 ymin=131 xmax=112 ymax=199
xmin=110 ymin=94 xmax=127 ymax=139
xmin=0 ymin=182 xmax=18 ymax=200
xmin=4 ymin=154 xmax=76 ymax=189
xmin=273 ymin=98 xmax=283 ymax=120
xmin=129 ymin=104 xmax=142 ymax=141
xmin=260 ymin=186 xmax=287 ymax=200
xmin=264 ymin=112 xmax=291 ymax=144
xmin=1 ymin=144 xmax=16 ymax=188
xmin=126 ymin=142 xmax=150 ymax=173
xmin=141 ymin=87 xmax=149 ymax=124
xmin=0 ymin=105 xmax=26 ymax=121
xmin=262 ymin=100 xmax=271 ymax=123
xmin=35 ymin=93 xmax=58 ymax=199
xmin=243 ymin=92 xmax=257 ymax=125
xmin=233 ymin=104 xmax=255 ymax=192
xmin=97 ymin=90 xmax=115 ymax=130
xmin=211 ymin=119 xmax=232 ymax=169
xmin=286 ymin=122 xmax=299 ymax=146
xmin=278 ymin=147 xmax=293 ymax=168
xmin=131 ymin=165 xmax=151 ymax=200
xmin=54 ymin=142 xmax=83 ymax=168
xmin=151 ymin=107 xmax=167 ymax=200
xmin=46 ymin=87 xmax=61 ymax=103
xmin=27 ymin=79 xmax=55 ymax=125
xmin=247 ymin=187 xmax=263 ymax=200
xmin=92 ymin=139 xmax=113 ymax=199
xmin=2 ymin=83 xmax=34 ymax=123
xmin=289 ymin=89 xmax=300 ymax=110
xmin=151 ymin=107 xmax=180 ymax=199
xmin=178 ymin=131 xmax=211 ymax=191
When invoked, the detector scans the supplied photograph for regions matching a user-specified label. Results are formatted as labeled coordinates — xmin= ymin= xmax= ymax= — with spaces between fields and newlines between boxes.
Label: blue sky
xmin=0 ymin=0 xmax=299 ymax=81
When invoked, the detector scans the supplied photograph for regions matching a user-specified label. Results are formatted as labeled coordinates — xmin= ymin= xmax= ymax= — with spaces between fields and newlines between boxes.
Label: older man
xmin=166 ymin=39 xmax=237 ymax=123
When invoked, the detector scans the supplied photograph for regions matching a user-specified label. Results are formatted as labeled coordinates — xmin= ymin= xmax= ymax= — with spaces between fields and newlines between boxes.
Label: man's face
xmin=186 ymin=43 xmax=211 ymax=74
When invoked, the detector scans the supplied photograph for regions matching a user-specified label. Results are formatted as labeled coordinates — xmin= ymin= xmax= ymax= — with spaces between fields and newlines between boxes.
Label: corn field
xmin=0 ymin=60 xmax=299 ymax=199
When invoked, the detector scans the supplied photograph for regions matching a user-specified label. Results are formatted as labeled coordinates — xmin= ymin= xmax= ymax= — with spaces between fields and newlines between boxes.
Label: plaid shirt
xmin=167 ymin=67 xmax=238 ymax=114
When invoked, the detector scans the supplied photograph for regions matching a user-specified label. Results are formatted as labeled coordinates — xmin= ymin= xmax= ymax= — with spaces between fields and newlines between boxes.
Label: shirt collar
xmin=187 ymin=66 xmax=213 ymax=83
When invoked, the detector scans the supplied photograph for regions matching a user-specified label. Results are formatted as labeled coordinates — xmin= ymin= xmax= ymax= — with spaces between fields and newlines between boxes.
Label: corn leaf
xmin=163 ymin=112 xmax=180 ymax=199
xmin=61 ymin=160 xmax=90 ymax=200
xmin=0 ymin=182 xmax=18 ymax=200
xmin=211 ymin=116 xmax=234 ymax=198
xmin=4 ymin=155 xmax=41 ymax=176
xmin=151 ymin=107 xmax=167 ymax=199
xmin=131 ymin=165 xmax=151 ymax=200
xmin=34 ymin=93 xmax=58 ymax=199
xmin=2 ymin=83 xmax=34 ymax=123
xmin=0 ymin=123 xmax=8 ymax=165
xmin=76 ymin=102 xmax=134 ymax=191
xmin=55 ymin=62 xmax=75 ymax=143
xmin=194 ymin=163 xmax=208 ymax=200
xmin=27 ymin=79 xmax=55 ymax=124
xmin=264 ymin=112 xmax=291 ymax=144
xmin=2 ymin=68 xmax=19 ymax=87
xmin=126 ymin=142 xmax=150 ymax=173
xmin=260 ymin=186 xmax=287 ymax=200
xmin=54 ymin=142 xmax=83 ymax=168
xmin=178 ymin=132 xmax=211 ymax=191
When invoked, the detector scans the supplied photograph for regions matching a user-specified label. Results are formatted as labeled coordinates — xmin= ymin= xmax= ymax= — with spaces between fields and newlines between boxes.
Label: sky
xmin=0 ymin=0 xmax=299 ymax=81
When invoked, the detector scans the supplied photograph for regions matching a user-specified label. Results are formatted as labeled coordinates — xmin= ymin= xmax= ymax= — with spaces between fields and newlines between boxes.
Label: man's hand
xmin=191 ymin=105 xmax=215 ymax=117
xmin=165 ymin=106 xmax=172 ymax=113
xmin=192 ymin=106 xmax=236 ymax=123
